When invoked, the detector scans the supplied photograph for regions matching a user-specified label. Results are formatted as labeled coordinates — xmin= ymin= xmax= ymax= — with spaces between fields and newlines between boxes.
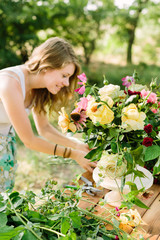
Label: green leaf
xmin=125 ymin=181 xmax=138 ymax=191
xmin=130 ymin=145 xmax=143 ymax=159
xmin=144 ymin=145 xmax=160 ymax=161
xmin=69 ymin=211 xmax=81 ymax=229
xmin=85 ymin=147 xmax=102 ymax=161
xmin=109 ymin=128 xmax=118 ymax=138
xmin=22 ymin=229 xmax=38 ymax=240
xmin=0 ymin=213 xmax=7 ymax=227
xmin=0 ymin=226 xmax=24 ymax=240
xmin=124 ymin=152 xmax=133 ymax=168
xmin=12 ymin=232 xmax=24 ymax=240
xmin=133 ymin=170 xmax=146 ymax=178
xmin=133 ymin=198 xmax=149 ymax=209
xmin=119 ymin=134 xmax=124 ymax=141
xmin=84 ymin=86 xmax=91 ymax=96
xmin=153 ymin=157 xmax=160 ymax=175
xmin=61 ymin=217 xmax=70 ymax=235
xmin=111 ymin=142 xmax=117 ymax=153
xmin=0 ymin=202 xmax=7 ymax=212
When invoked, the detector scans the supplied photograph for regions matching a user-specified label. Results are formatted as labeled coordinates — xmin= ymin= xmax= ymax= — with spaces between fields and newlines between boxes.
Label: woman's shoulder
xmin=0 ymin=71 xmax=21 ymax=96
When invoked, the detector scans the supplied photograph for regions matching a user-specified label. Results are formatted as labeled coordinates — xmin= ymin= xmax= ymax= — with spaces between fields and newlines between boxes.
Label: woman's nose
xmin=64 ymin=78 xmax=69 ymax=87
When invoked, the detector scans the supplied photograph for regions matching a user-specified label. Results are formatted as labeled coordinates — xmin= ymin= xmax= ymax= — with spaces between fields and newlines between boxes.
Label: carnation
xmin=144 ymin=124 xmax=153 ymax=134
xmin=142 ymin=137 xmax=153 ymax=147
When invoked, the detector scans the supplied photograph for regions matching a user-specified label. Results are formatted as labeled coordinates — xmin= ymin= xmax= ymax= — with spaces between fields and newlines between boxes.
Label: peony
xmin=97 ymin=151 xmax=127 ymax=179
xmin=58 ymin=107 xmax=76 ymax=133
xmin=86 ymin=97 xmax=114 ymax=125
xmin=98 ymin=84 xmax=124 ymax=100
xmin=121 ymin=104 xmax=146 ymax=131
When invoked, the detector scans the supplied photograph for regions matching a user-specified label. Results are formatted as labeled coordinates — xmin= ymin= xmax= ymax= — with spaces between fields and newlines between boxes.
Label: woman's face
xmin=44 ymin=63 xmax=75 ymax=95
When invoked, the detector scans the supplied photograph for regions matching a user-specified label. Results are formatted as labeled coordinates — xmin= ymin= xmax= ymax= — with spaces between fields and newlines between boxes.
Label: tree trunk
xmin=127 ymin=29 xmax=136 ymax=64
xmin=126 ymin=0 xmax=149 ymax=64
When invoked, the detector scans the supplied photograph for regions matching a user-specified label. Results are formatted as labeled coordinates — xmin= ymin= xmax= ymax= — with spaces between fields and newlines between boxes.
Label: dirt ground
xmin=14 ymin=146 xmax=84 ymax=194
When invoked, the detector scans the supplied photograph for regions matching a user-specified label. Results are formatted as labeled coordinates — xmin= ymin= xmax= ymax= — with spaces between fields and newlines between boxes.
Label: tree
xmin=113 ymin=0 xmax=151 ymax=64
xmin=0 ymin=0 xmax=53 ymax=68
xmin=49 ymin=0 xmax=115 ymax=65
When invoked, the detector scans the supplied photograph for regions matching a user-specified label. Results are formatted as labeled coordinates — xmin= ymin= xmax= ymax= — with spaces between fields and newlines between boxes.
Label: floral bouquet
xmin=58 ymin=71 xmax=160 ymax=195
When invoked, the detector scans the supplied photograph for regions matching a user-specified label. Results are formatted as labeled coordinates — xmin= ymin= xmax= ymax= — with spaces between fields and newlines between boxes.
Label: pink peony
xmin=75 ymin=73 xmax=87 ymax=95
xmin=122 ymin=76 xmax=135 ymax=88
xmin=140 ymin=89 xmax=157 ymax=104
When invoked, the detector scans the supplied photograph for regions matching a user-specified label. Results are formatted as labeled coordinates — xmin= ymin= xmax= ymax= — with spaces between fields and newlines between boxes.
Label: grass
xmin=82 ymin=62 xmax=160 ymax=87
xmin=14 ymin=146 xmax=83 ymax=193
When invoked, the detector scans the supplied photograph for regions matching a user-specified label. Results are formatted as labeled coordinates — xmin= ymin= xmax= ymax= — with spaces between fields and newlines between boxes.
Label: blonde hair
xmin=25 ymin=37 xmax=80 ymax=114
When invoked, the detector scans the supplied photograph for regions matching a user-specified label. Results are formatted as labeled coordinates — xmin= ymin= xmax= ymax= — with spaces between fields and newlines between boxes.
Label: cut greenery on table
xmin=0 ymin=180 xmax=144 ymax=240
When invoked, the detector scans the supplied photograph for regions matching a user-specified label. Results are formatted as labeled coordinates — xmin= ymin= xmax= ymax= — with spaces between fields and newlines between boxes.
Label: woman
xmin=0 ymin=37 xmax=96 ymax=192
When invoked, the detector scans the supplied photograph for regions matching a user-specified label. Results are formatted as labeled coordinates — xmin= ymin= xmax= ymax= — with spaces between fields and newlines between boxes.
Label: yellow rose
xmin=86 ymin=97 xmax=114 ymax=124
xmin=99 ymin=95 xmax=114 ymax=108
xmin=58 ymin=107 xmax=76 ymax=133
xmin=122 ymin=104 xmax=146 ymax=131
xmin=120 ymin=209 xmax=142 ymax=227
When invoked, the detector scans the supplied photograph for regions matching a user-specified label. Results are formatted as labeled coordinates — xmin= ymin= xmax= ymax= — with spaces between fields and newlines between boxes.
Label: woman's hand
xmin=71 ymin=149 xmax=97 ymax=173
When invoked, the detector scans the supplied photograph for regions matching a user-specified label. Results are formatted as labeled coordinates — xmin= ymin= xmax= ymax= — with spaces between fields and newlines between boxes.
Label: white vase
xmin=93 ymin=165 xmax=154 ymax=207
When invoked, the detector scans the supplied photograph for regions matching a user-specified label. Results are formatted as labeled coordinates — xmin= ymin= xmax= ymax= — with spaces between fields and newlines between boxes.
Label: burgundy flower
xmin=142 ymin=137 xmax=153 ymax=147
xmin=144 ymin=124 xmax=153 ymax=134
xmin=124 ymin=90 xmax=141 ymax=96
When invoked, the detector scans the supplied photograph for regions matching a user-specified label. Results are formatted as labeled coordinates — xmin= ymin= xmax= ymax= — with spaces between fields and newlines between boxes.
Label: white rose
xmin=99 ymin=84 xmax=124 ymax=100
xmin=97 ymin=151 xmax=127 ymax=179
xmin=128 ymin=84 xmax=149 ymax=92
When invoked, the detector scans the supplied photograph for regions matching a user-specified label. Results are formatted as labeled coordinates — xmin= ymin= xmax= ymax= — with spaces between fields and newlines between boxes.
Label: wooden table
xmin=77 ymin=171 xmax=160 ymax=240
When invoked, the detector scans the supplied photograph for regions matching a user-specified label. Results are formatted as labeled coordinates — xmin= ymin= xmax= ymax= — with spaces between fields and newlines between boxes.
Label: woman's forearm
xmin=24 ymin=135 xmax=65 ymax=157
xmin=40 ymin=123 xmax=81 ymax=149
xmin=23 ymin=134 xmax=96 ymax=173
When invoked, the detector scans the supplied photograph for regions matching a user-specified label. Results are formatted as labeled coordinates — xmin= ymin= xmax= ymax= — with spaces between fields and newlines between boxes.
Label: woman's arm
xmin=0 ymin=77 xmax=96 ymax=172
xmin=32 ymin=109 xmax=89 ymax=153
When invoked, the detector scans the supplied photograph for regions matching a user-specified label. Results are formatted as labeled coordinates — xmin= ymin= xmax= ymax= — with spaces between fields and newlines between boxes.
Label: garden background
xmin=0 ymin=0 xmax=160 ymax=193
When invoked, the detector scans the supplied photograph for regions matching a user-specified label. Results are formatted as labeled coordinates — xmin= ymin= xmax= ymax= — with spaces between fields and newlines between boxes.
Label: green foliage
xmin=0 ymin=180 xmax=128 ymax=240
xmin=82 ymin=62 xmax=160 ymax=87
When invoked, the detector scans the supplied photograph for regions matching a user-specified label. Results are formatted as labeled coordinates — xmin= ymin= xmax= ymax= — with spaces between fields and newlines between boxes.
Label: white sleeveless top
xmin=0 ymin=65 xmax=30 ymax=135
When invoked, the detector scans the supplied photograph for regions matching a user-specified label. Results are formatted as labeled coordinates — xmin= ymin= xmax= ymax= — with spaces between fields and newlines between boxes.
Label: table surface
xmin=76 ymin=171 xmax=160 ymax=240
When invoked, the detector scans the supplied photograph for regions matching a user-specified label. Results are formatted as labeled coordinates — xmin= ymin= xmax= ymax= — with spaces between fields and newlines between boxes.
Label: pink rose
xmin=140 ymin=89 xmax=157 ymax=104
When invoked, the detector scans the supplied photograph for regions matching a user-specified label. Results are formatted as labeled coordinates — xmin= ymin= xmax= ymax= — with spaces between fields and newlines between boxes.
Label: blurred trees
xmin=113 ymin=0 xmax=159 ymax=64
xmin=53 ymin=0 xmax=115 ymax=65
xmin=0 ymin=0 xmax=160 ymax=68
